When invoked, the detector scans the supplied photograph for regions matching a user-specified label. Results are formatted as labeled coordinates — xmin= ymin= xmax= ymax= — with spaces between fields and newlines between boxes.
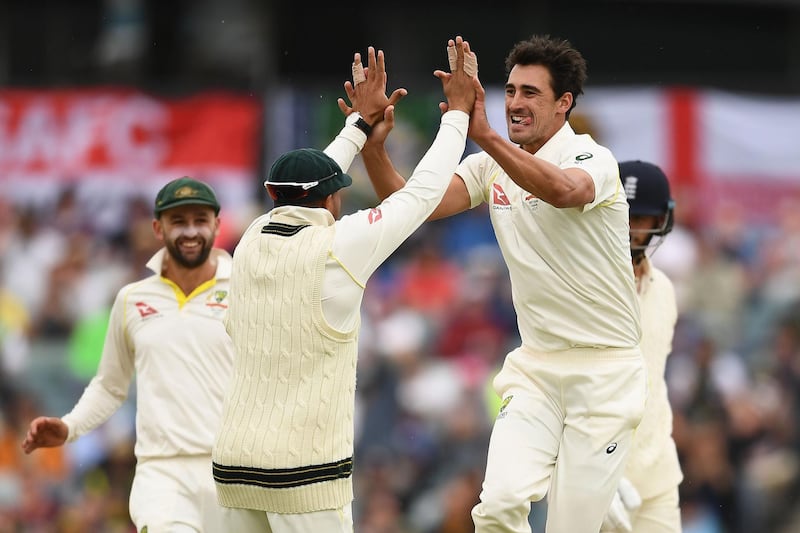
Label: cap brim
xmin=269 ymin=172 xmax=353 ymax=204
xmin=313 ymin=172 xmax=352 ymax=198
xmin=155 ymin=199 xmax=220 ymax=216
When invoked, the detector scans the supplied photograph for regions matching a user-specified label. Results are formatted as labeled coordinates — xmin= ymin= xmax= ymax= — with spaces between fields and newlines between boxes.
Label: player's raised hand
xmin=435 ymin=36 xmax=478 ymax=115
xmin=21 ymin=416 xmax=68 ymax=454
xmin=337 ymin=47 xmax=407 ymax=128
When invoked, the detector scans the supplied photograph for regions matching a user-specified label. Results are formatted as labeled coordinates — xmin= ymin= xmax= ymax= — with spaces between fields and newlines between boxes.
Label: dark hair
xmin=504 ymin=35 xmax=587 ymax=118
xmin=272 ymin=192 xmax=329 ymax=208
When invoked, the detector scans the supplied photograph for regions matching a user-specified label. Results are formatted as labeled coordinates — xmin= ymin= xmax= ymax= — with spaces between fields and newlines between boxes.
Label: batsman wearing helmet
xmin=602 ymin=160 xmax=683 ymax=533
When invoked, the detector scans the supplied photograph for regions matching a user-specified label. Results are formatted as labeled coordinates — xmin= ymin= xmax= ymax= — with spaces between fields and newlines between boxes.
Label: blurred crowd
xmin=1 ymin=179 xmax=800 ymax=533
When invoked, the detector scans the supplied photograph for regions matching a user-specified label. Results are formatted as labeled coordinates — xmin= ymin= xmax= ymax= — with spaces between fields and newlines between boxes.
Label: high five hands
xmin=337 ymin=36 xmax=480 ymax=145
xmin=337 ymin=46 xmax=407 ymax=133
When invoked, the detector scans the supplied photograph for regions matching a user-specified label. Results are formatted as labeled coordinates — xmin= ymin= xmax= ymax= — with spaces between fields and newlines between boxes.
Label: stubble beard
xmin=166 ymin=239 xmax=212 ymax=269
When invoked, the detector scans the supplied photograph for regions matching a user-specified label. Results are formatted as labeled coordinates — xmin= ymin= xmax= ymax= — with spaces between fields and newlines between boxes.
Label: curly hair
xmin=504 ymin=35 xmax=588 ymax=118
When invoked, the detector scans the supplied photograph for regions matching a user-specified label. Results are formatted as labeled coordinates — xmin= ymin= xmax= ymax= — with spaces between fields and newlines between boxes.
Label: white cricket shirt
xmin=62 ymin=248 xmax=235 ymax=460
xmin=457 ymin=122 xmax=641 ymax=351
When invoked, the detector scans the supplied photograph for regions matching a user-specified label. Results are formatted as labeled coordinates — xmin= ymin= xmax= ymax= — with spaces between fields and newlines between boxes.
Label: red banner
xmin=0 ymin=88 xmax=261 ymax=178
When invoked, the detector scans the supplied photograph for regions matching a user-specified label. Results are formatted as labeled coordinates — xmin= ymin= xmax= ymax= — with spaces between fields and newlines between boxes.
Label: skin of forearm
xmin=472 ymin=129 xmax=590 ymax=208
xmin=361 ymin=144 xmax=407 ymax=201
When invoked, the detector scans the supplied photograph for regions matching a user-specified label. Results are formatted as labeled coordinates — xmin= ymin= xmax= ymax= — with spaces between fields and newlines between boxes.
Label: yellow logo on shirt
xmin=497 ymin=395 xmax=513 ymax=419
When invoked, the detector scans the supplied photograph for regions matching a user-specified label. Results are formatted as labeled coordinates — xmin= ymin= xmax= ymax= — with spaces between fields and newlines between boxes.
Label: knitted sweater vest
xmin=213 ymin=220 xmax=358 ymax=513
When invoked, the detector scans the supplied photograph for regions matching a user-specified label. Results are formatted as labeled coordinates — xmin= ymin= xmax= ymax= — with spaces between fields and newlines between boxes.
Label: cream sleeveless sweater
xmin=213 ymin=218 xmax=358 ymax=513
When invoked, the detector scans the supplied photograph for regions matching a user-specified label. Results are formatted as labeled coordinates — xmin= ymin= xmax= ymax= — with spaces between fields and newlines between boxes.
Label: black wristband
xmin=353 ymin=117 xmax=373 ymax=137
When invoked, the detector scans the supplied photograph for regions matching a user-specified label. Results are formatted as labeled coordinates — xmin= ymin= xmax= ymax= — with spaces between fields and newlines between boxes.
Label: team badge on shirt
xmin=206 ymin=290 xmax=228 ymax=317
xmin=523 ymin=193 xmax=539 ymax=212
xmin=206 ymin=290 xmax=228 ymax=308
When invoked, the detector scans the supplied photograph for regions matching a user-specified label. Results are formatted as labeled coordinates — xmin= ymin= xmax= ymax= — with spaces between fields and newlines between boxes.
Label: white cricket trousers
xmin=220 ymin=504 xmax=354 ymax=533
xmin=472 ymin=345 xmax=647 ymax=533
xmin=129 ymin=455 xmax=265 ymax=532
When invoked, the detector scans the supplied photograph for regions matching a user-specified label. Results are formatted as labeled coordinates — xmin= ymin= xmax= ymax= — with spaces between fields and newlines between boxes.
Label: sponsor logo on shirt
xmin=575 ymin=152 xmax=593 ymax=162
xmin=368 ymin=207 xmax=383 ymax=224
xmin=491 ymin=183 xmax=511 ymax=212
xmin=135 ymin=301 xmax=159 ymax=318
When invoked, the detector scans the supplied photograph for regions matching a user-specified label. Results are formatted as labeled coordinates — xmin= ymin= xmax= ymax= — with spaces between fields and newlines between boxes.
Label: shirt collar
xmin=533 ymin=122 xmax=575 ymax=161
xmin=269 ymin=205 xmax=336 ymax=227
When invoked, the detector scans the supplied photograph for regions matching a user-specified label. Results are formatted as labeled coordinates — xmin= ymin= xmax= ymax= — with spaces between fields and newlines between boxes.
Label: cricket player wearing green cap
xmin=22 ymin=176 xmax=266 ymax=531
xmin=212 ymin=36 xmax=478 ymax=532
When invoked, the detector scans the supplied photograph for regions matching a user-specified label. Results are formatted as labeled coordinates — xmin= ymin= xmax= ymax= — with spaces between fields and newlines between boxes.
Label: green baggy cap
xmin=154 ymin=177 xmax=221 ymax=217
xmin=265 ymin=148 xmax=352 ymax=204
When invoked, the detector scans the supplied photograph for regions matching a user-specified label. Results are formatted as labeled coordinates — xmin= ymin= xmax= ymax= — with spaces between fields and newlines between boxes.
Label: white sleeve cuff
xmin=338 ymin=120 xmax=368 ymax=149
xmin=323 ymin=115 xmax=367 ymax=172
xmin=441 ymin=109 xmax=470 ymax=128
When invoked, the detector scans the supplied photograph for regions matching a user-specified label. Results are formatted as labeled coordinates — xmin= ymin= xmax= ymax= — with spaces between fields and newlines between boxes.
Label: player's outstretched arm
xmin=21 ymin=416 xmax=69 ymax=454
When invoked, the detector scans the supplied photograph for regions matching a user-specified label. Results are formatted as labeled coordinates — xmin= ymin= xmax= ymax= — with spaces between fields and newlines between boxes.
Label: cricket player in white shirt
xmin=22 ymin=177 xmax=263 ymax=532
xmin=602 ymin=160 xmax=683 ymax=533
xmin=361 ymin=34 xmax=646 ymax=532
